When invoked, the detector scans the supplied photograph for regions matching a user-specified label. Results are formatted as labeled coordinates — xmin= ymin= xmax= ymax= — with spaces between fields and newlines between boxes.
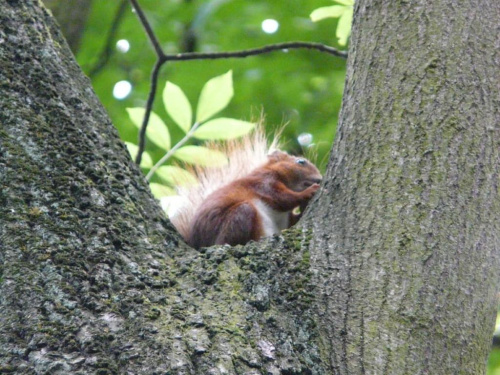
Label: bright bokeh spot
xmin=298 ymin=133 xmax=313 ymax=147
xmin=261 ymin=19 xmax=279 ymax=34
xmin=113 ymin=80 xmax=132 ymax=100
xmin=116 ymin=39 xmax=130 ymax=53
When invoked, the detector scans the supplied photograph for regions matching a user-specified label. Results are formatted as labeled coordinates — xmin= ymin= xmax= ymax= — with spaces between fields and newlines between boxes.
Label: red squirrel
xmin=187 ymin=150 xmax=321 ymax=249
xmin=167 ymin=128 xmax=322 ymax=249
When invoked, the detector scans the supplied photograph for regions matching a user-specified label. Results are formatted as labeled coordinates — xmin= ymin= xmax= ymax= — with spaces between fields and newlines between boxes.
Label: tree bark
xmin=1 ymin=1 xmax=499 ymax=375
xmin=305 ymin=0 xmax=500 ymax=373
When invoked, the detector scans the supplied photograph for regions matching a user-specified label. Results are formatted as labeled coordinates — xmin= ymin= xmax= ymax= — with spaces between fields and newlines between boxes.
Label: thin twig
xmin=135 ymin=60 xmax=162 ymax=165
xmin=129 ymin=0 xmax=165 ymax=58
xmin=88 ymin=0 xmax=128 ymax=78
xmin=161 ymin=41 xmax=347 ymax=62
xmin=128 ymin=0 xmax=166 ymax=165
xmin=145 ymin=122 xmax=202 ymax=181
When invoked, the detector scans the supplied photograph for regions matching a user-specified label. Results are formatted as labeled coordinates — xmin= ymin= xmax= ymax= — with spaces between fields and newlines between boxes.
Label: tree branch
xmin=129 ymin=0 xmax=165 ymax=58
xmin=129 ymin=0 xmax=166 ymax=165
xmin=161 ymin=42 xmax=347 ymax=62
xmin=135 ymin=59 xmax=162 ymax=165
xmin=129 ymin=0 xmax=347 ymax=166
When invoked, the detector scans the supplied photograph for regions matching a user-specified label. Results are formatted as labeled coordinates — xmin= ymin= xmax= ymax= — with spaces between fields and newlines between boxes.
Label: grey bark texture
xmin=0 ymin=1 xmax=499 ymax=375
xmin=306 ymin=0 xmax=500 ymax=374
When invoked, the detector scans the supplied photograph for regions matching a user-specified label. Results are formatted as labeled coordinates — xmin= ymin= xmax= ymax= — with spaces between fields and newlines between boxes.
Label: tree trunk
xmin=305 ymin=0 xmax=500 ymax=373
xmin=0 ymin=1 xmax=498 ymax=375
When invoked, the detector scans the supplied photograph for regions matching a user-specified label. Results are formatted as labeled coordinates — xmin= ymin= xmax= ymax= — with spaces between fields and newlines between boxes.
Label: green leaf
xmin=196 ymin=70 xmax=234 ymax=123
xmin=149 ymin=182 xmax=176 ymax=198
xmin=156 ymin=165 xmax=197 ymax=186
xmin=310 ymin=5 xmax=346 ymax=22
xmin=125 ymin=142 xmax=153 ymax=168
xmin=126 ymin=108 xmax=171 ymax=150
xmin=337 ymin=7 xmax=353 ymax=46
xmin=333 ymin=0 xmax=354 ymax=6
xmin=193 ymin=118 xmax=255 ymax=140
xmin=163 ymin=81 xmax=192 ymax=133
xmin=126 ymin=107 xmax=146 ymax=128
xmin=173 ymin=146 xmax=228 ymax=167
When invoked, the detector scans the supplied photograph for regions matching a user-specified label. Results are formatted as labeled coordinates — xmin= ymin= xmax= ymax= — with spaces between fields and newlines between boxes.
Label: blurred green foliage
xmin=489 ymin=312 xmax=500 ymax=375
xmin=76 ymin=0 xmax=347 ymax=173
xmin=74 ymin=1 xmax=499 ymax=372
xmin=489 ymin=349 xmax=500 ymax=375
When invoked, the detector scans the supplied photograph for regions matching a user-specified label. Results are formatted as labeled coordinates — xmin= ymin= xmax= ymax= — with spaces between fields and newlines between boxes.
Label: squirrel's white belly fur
xmin=253 ymin=199 xmax=290 ymax=237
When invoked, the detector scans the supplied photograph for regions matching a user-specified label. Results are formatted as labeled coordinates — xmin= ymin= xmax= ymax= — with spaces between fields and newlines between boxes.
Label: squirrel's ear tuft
xmin=268 ymin=150 xmax=288 ymax=162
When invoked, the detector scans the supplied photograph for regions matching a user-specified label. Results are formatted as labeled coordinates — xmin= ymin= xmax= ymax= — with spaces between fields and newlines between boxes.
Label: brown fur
xmin=167 ymin=126 xmax=322 ymax=249
xmin=187 ymin=150 xmax=322 ymax=249
xmin=170 ymin=126 xmax=278 ymax=239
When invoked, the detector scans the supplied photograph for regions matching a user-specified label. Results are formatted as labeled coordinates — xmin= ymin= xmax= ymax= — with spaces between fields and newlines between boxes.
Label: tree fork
xmin=0 ymin=0 xmax=499 ymax=374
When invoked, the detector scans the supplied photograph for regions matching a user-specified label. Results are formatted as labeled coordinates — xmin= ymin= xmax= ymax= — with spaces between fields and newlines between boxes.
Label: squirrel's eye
xmin=296 ymin=159 xmax=306 ymax=165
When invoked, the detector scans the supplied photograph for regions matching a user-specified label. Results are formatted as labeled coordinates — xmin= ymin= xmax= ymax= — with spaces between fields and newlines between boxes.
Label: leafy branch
xmin=144 ymin=121 xmax=202 ymax=181
xmin=310 ymin=0 xmax=354 ymax=46
xmin=128 ymin=0 xmax=347 ymax=166
xmin=127 ymin=70 xmax=254 ymax=197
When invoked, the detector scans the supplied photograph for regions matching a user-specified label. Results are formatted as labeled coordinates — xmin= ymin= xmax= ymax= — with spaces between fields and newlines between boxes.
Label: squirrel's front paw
xmin=302 ymin=183 xmax=320 ymax=199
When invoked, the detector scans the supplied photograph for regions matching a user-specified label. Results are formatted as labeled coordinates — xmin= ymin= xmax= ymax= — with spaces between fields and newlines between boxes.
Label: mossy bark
xmin=305 ymin=0 xmax=500 ymax=374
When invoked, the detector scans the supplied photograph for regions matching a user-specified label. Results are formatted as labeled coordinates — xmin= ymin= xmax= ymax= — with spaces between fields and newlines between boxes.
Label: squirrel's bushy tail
xmin=168 ymin=125 xmax=279 ymax=240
